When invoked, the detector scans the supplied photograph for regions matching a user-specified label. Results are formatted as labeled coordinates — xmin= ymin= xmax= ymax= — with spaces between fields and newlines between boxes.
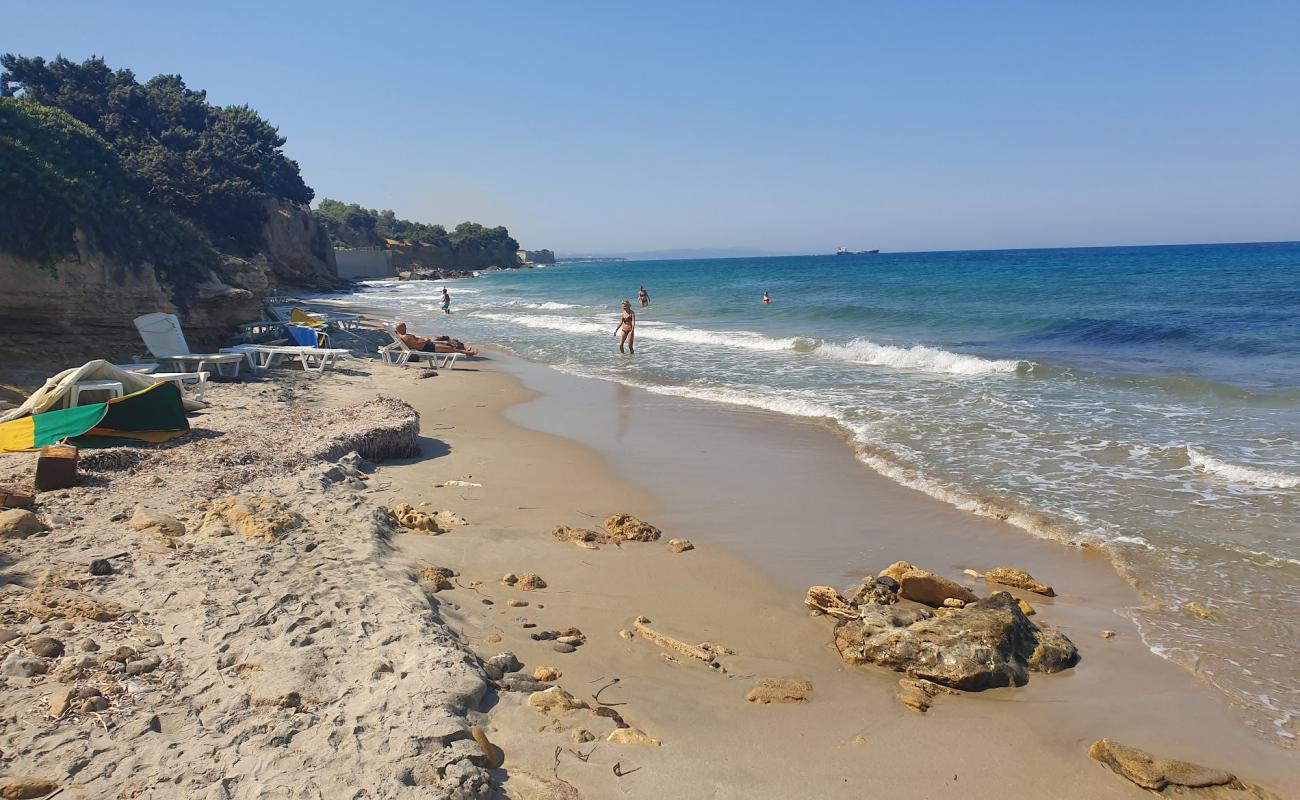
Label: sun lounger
xmin=378 ymin=325 xmax=461 ymax=370
xmin=220 ymin=344 xmax=350 ymax=374
xmin=133 ymin=313 xmax=245 ymax=377
xmin=151 ymin=371 xmax=210 ymax=403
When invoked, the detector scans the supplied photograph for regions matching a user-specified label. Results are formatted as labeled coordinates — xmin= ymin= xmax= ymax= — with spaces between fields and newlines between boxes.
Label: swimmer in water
xmin=638 ymin=285 xmax=650 ymax=307
xmin=763 ymin=291 xmax=772 ymax=304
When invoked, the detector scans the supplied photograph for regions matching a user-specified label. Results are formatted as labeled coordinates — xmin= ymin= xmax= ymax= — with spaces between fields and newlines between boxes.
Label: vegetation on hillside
xmin=1 ymin=54 xmax=311 ymax=255
xmin=313 ymin=199 xmax=522 ymax=268
xmin=0 ymin=97 xmax=218 ymax=281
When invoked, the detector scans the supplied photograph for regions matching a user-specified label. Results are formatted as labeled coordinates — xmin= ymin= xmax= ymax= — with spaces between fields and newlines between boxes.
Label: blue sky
xmin=6 ymin=1 xmax=1299 ymax=254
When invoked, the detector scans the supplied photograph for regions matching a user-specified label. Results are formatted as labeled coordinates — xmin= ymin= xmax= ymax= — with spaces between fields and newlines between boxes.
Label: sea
xmin=331 ymin=242 xmax=1300 ymax=745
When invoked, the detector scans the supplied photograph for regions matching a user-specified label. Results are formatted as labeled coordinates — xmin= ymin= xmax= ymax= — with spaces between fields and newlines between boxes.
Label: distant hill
xmin=558 ymin=247 xmax=784 ymax=261
xmin=312 ymin=199 xmax=524 ymax=271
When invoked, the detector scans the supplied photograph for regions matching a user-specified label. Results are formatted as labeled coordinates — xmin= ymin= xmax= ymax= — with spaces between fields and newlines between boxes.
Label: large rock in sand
xmin=1087 ymin=739 xmax=1277 ymax=798
xmin=198 ymin=496 xmax=303 ymax=542
xmin=603 ymin=513 xmax=661 ymax=542
xmin=897 ymin=568 xmax=978 ymax=607
xmin=985 ymin=566 xmax=1055 ymax=596
xmin=527 ymin=687 xmax=588 ymax=713
xmin=0 ymin=508 xmax=47 ymax=539
xmin=835 ymin=592 xmax=1078 ymax=690
xmin=0 ymin=777 xmax=60 ymax=799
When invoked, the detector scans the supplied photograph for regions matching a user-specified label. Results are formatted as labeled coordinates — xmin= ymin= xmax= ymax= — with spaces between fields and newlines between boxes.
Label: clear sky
xmin=6 ymin=1 xmax=1299 ymax=255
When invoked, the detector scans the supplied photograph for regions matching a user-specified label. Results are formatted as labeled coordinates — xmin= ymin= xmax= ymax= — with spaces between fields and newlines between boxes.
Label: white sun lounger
xmin=379 ymin=325 xmax=461 ymax=369
xmin=220 ymin=344 xmax=350 ymax=374
xmin=133 ymin=313 xmax=245 ymax=377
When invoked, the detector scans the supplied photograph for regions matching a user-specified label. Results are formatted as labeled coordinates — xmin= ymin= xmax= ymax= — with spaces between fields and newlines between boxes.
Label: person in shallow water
xmin=763 ymin=291 xmax=772 ymax=304
xmin=395 ymin=322 xmax=478 ymax=356
xmin=440 ymin=288 xmax=452 ymax=314
xmin=616 ymin=300 xmax=636 ymax=354
xmin=638 ymin=285 xmax=650 ymax=307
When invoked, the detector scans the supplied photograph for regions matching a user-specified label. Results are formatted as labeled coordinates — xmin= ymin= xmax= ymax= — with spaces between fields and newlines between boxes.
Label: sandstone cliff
xmin=0 ymin=202 xmax=341 ymax=368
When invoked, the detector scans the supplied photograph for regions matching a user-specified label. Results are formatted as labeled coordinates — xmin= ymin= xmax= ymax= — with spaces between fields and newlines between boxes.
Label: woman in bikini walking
xmin=616 ymin=300 xmax=636 ymax=354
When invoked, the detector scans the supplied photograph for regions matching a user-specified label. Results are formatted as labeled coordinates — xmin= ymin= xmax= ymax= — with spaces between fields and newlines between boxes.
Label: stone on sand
xmin=745 ymin=678 xmax=813 ymax=704
xmin=198 ymin=496 xmax=303 ymax=542
xmin=607 ymin=727 xmax=661 ymax=746
xmin=835 ymin=592 xmax=1078 ymax=690
xmin=804 ymin=586 xmax=858 ymax=620
xmin=516 ymin=573 xmax=547 ymax=591
xmin=984 ymin=566 xmax=1056 ymax=597
xmin=1087 ymin=739 xmax=1271 ymax=797
xmin=532 ymin=666 xmax=561 ymax=682
xmin=527 ymin=687 xmax=588 ymax=713
xmin=48 ymin=686 xmax=75 ymax=716
xmin=570 ymin=728 xmax=595 ymax=743
xmin=877 ymin=560 xmax=916 ymax=584
xmin=508 ymin=599 xmax=528 ymax=607
xmin=897 ymin=568 xmax=978 ymax=608
xmin=667 ymin=537 xmax=694 ymax=553
xmin=896 ymin=677 xmax=955 ymax=713
xmin=0 ymin=508 xmax=47 ymax=539
xmin=1018 ymin=597 xmax=1036 ymax=616
xmin=130 ymin=506 xmax=185 ymax=544
xmin=418 ymin=567 xmax=454 ymax=592
xmin=21 ymin=588 xmax=126 ymax=621
xmin=28 ymin=636 xmax=64 ymax=658
xmin=2 ymin=652 xmax=48 ymax=678
xmin=603 ymin=513 xmax=662 ymax=542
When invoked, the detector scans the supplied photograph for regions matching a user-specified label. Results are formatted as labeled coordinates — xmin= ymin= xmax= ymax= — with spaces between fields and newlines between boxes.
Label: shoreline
xmin=1 ymin=346 xmax=1296 ymax=796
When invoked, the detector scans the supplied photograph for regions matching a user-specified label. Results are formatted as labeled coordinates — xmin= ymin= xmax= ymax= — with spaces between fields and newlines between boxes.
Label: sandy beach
xmin=5 ymin=341 xmax=1294 ymax=799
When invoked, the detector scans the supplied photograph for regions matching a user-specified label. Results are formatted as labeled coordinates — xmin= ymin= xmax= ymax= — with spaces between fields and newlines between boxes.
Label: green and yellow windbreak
xmin=0 ymin=382 xmax=189 ymax=453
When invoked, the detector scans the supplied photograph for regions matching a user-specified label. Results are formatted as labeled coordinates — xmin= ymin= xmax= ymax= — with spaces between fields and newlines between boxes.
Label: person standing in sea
xmin=638 ymin=285 xmax=650 ymax=307
xmin=440 ymin=288 xmax=452 ymax=314
xmin=763 ymin=291 xmax=772 ymax=304
xmin=616 ymin=300 xmax=636 ymax=354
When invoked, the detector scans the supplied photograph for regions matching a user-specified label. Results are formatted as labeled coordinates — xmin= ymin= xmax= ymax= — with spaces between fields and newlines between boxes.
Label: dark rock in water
xmin=89 ymin=558 xmax=114 ymax=576
xmin=834 ymin=592 xmax=1078 ymax=691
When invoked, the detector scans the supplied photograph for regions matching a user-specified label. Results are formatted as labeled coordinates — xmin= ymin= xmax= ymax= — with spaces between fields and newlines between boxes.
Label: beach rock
xmin=896 ymin=677 xmax=954 ymax=713
xmin=0 ymin=508 xmax=47 ymax=539
xmin=667 ymin=538 xmax=694 ymax=553
xmin=418 ymin=567 xmax=454 ymax=592
xmin=847 ymin=580 xmax=898 ymax=607
xmin=552 ymin=525 xmax=606 ymax=547
xmin=499 ymin=675 xmax=550 ymax=693
xmin=1101 ymin=630 xmax=1116 ymax=639
xmin=80 ymin=639 xmax=100 ymax=652
xmin=486 ymin=652 xmax=521 ymax=675
xmin=80 ymin=695 xmax=109 ymax=712
xmin=943 ymin=598 xmax=966 ymax=609
xmin=2 ymin=652 xmax=48 ymax=678
xmin=21 ymin=588 xmax=126 ymax=621
xmin=0 ymin=628 xmax=18 ymax=644
xmin=897 ymin=569 xmax=978 ymax=608
xmin=501 ymin=573 xmax=518 ymax=585
xmin=875 ymin=575 xmax=900 ymax=593
xmin=607 ymin=727 xmax=661 ymax=746
xmin=1018 ymin=598 xmax=1036 ymax=616
xmin=556 ymin=635 xmax=584 ymax=646
xmin=508 ymin=599 xmax=528 ymax=607
xmin=835 ymin=592 xmax=1078 ymax=690
xmin=985 ymin=566 xmax=1056 ymax=597
xmin=878 ymin=561 xmax=916 ymax=584
xmin=132 ymin=628 xmax=164 ymax=647
xmin=805 ymin=586 xmax=858 ymax=620
xmin=0 ymin=778 xmax=60 ymax=799
xmin=48 ymin=686 xmax=75 ymax=716
xmin=130 ymin=506 xmax=185 ymax=544
xmin=570 ymin=728 xmax=595 ymax=744
xmin=603 ymin=513 xmax=662 ymax=542
xmin=516 ymin=573 xmax=547 ymax=591
xmin=552 ymin=643 xmax=576 ymax=654
xmin=533 ymin=666 xmax=561 ymax=682
xmin=28 ymin=636 xmax=64 ymax=658
xmin=527 ymin=687 xmax=588 ymax=713
xmin=745 ymin=678 xmax=813 ymax=704
xmin=1184 ymin=601 xmax=1219 ymax=620
xmin=618 ymin=629 xmax=635 ymax=640
xmin=198 ymin=496 xmax=303 ymax=542
xmin=1088 ymin=739 xmax=1255 ymax=794
xmin=126 ymin=655 xmax=161 ymax=675
xmin=88 ymin=558 xmax=114 ymax=576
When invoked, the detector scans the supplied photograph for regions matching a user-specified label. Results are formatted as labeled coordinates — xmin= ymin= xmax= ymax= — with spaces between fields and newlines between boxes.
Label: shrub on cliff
xmin=1 ymin=54 xmax=312 ymax=253
xmin=0 ymin=97 xmax=218 ymax=283
xmin=313 ymin=199 xmax=521 ymax=268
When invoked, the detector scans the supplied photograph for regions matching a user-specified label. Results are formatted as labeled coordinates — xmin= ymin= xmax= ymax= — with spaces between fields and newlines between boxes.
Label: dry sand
xmin=2 ymin=352 xmax=1297 ymax=799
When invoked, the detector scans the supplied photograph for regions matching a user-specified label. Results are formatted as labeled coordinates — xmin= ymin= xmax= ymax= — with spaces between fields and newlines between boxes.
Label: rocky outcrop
xmin=984 ymin=566 xmax=1056 ymax=596
xmin=828 ymin=580 xmax=1079 ymax=690
xmin=0 ymin=202 xmax=340 ymax=368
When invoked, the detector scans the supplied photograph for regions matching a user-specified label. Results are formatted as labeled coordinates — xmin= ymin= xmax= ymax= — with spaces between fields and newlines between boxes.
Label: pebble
xmin=1 ymin=653 xmax=48 ymax=678
xmin=618 ymin=629 xmax=635 ymax=640
xmin=483 ymin=634 xmax=502 ymax=644
xmin=1101 ymin=630 xmax=1116 ymax=639
xmin=481 ymin=599 xmax=494 ymax=606
xmin=58 ymin=621 xmax=75 ymax=632
xmin=126 ymin=656 xmax=161 ymax=676
xmin=0 ymin=628 xmax=18 ymax=644
xmin=570 ymin=729 xmax=595 ymax=743
xmin=89 ymin=558 xmax=114 ymax=576
xmin=556 ymin=635 xmax=583 ymax=646
xmin=507 ymin=599 xmax=528 ymax=608
xmin=552 ymin=643 xmax=576 ymax=654
xmin=80 ymin=696 xmax=109 ymax=713
xmin=942 ymin=598 xmax=966 ymax=609
xmin=532 ymin=666 xmax=561 ymax=682
xmin=81 ymin=639 xmax=100 ymax=653
xmin=131 ymin=629 xmax=164 ymax=647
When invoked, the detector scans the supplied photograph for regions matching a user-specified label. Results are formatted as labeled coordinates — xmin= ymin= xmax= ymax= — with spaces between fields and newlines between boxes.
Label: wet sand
xmin=351 ymin=352 xmax=1299 ymax=798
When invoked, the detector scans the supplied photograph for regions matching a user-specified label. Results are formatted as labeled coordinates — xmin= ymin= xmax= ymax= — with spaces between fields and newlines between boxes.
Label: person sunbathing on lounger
xmin=395 ymin=322 xmax=479 ymax=356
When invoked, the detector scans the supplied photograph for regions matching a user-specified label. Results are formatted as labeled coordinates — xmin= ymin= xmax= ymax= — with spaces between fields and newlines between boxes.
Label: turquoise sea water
xmin=337 ymin=242 xmax=1300 ymax=744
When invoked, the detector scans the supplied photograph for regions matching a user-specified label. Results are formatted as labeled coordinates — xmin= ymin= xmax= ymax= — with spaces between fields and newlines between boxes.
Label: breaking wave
xmin=1187 ymin=447 xmax=1300 ymax=489
xmin=815 ymin=338 xmax=1029 ymax=376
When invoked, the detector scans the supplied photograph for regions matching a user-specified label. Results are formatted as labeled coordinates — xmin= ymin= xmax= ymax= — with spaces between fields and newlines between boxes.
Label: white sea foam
xmin=470 ymin=313 xmax=802 ymax=352
xmin=816 ymin=338 xmax=1027 ymax=376
xmin=1186 ymin=447 xmax=1300 ymax=489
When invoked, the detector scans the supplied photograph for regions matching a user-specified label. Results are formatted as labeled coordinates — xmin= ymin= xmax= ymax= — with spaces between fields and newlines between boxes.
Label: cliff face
xmin=386 ymin=239 xmax=520 ymax=271
xmin=0 ymin=202 xmax=341 ymax=366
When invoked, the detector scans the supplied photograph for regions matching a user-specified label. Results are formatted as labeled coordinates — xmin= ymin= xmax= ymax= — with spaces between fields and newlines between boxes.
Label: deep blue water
xmin=336 ymin=241 xmax=1300 ymax=743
